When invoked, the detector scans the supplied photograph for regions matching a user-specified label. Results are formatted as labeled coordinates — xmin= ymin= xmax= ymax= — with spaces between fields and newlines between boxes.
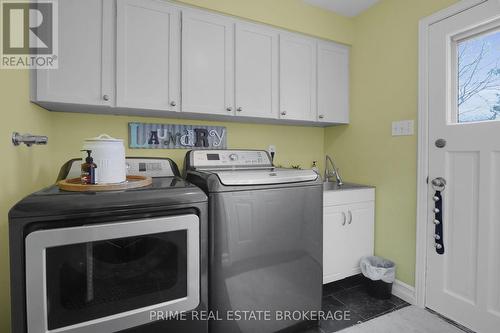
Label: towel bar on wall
xmin=12 ymin=132 xmax=48 ymax=147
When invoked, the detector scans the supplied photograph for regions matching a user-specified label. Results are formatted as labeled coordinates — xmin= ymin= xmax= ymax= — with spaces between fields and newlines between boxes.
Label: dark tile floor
xmin=300 ymin=274 xmax=410 ymax=333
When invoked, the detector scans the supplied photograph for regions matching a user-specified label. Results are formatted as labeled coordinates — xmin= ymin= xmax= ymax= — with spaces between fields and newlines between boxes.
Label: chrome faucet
xmin=324 ymin=155 xmax=343 ymax=186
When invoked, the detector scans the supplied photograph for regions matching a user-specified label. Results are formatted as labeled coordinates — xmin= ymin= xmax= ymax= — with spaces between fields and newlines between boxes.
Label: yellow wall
xmin=0 ymin=1 xmax=352 ymax=331
xmin=0 ymin=0 xmax=465 ymax=330
xmin=325 ymin=0 xmax=457 ymax=285
xmin=50 ymin=113 xmax=325 ymax=176
xmin=176 ymin=0 xmax=353 ymax=44
xmin=0 ymin=70 xmax=54 ymax=330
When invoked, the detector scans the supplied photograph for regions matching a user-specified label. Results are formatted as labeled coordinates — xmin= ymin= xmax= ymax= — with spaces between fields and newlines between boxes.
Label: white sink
xmin=323 ymin=182 xmax=372 ymax=191
xmin=323 ymin=182 xmax=375 ymax=206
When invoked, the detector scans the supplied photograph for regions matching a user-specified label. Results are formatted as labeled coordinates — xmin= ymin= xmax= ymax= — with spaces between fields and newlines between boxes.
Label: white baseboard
xmin=392 ymin=279 xmax=416 ymax=305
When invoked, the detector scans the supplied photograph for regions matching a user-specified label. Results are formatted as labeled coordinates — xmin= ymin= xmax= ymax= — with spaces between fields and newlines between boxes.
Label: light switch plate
xmin=392 ymin=120 xmax=414 ymax=136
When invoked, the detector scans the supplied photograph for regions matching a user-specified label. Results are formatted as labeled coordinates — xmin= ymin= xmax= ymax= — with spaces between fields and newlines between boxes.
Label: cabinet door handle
xmin=341 ymin=212 xmax=347 ymax=226
xmin=347 ymin=210 xmax=352 ymax=224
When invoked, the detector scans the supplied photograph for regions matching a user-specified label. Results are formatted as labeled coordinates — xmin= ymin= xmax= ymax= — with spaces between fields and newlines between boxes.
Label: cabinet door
xmin=323 ymin=201 xmax=375 ymax=284
xmin=317 ymin=41 xmax=349 ymax=123
xmin=116 ymin=0 xmax=180 ymax=111
xmin=323 ymin=205 xmax=350 ymax=283
xmin=181 ymin=10 xmax=234 ymax=115
xmin=34 ymin=0 xmax=113 ymax=105
xmin=235 ymin=22 xmax=278 ymax=118
xmin=279 ymin=34 xmax=317 ymax=121
xmin=345 ymin=201 xmax=375 ymax=273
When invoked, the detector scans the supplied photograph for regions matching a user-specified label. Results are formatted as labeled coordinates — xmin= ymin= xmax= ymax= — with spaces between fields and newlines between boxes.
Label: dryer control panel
xmin=188 ymin=150 xmax=273 ymax=170
xmin=59 ymin=158 xmax=178 ymax=180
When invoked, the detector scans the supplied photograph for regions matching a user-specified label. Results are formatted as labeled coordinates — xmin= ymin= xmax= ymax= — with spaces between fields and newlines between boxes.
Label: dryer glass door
xmin=25 ymin=215 xmax=200 ymax=333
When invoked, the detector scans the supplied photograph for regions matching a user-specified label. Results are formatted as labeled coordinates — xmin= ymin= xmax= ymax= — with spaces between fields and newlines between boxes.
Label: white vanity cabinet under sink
xmin=323 ymin=185 xmax=375 ymax=284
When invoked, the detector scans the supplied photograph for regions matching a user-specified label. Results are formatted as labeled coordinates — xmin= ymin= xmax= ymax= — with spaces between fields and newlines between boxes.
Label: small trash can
xmin=360 ymin=256 xmax=396 ymax=299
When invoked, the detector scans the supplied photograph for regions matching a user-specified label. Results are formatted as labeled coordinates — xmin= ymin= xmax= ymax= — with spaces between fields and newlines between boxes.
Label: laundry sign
xmin=129 ymin=122 xmax=226 ymax=149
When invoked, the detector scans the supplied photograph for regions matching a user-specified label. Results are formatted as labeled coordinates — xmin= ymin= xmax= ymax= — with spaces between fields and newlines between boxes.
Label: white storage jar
xmin=82 ymin=134 xmax=126 ymax=184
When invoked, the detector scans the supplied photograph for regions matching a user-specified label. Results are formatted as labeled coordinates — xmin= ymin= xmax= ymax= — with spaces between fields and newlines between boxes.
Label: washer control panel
xmin=189 ymin=150 xmax=273 ymax=169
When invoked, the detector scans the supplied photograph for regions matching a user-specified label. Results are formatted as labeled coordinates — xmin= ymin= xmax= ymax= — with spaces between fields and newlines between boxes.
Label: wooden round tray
xmin=57 ymin=175 xmax=152 ymax=192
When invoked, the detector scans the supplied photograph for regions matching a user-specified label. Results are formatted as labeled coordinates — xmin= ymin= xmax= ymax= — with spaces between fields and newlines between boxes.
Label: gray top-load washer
xmin=185 ymin=150 xmax=323 ymax=333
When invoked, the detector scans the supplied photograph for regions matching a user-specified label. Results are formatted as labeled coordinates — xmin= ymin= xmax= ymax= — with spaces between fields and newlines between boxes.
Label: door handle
xmin=341 ymin=212 xmax=347 ymax=226
xmin=431 ymin=177 xmax=446 ymax=191
xmin=432 ymin=187 xmax=445 ymax=255
xmin=347 ymin=210 xmax=352 ymax=224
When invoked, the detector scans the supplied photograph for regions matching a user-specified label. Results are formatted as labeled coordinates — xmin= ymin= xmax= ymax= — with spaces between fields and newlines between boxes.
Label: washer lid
xmin=213 ymin=169 xmax=319 ymax=185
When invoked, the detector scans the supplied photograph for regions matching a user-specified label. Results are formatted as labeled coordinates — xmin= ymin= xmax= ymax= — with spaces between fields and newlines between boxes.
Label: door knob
xmin=237 ymin=107 xmax=242 ymax=112
xmin=318 ymin=114 xmax=325 ymax=119
xmin=103 ymin=94 xmax=110 ymax=101
xmin=281 ymin=111 xmax=287 ymax=116
xmin=431 ymin=177 xmax=446 ymax=190
xmin=170 ymin=101 xmax=176 ymax=107
xmin=435 ymin=138 xmax=447 ymax=148
xmin=226 ymin=107 xmax=233 ymax=112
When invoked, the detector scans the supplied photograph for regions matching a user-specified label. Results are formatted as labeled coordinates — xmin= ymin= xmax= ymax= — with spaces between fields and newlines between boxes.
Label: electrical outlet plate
xmin=392 ymin=120 xmax=414 ymax=136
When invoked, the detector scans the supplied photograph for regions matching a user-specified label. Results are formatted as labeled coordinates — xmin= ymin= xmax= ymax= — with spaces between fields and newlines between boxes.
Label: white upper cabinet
xmin=32 ymin=0 xmax=113 ymax=106
xmin=234 ymin=22 xmax=279 ymax=119
xmin=317 ymin=41 xmax=349 ymax=123
xmin=116 ymin=0 xmax=180 ymax=111
xmin=31 ymin=0 xmax=350 ymax=125
xmin=279 ymin=34 xmax=317 ymax=121
xmin=181 ymin=10 xmax=234 ymax=115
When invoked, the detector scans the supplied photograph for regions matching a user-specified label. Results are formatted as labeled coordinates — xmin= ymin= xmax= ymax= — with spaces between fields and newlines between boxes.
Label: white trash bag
xmin=360 ymin=256 xmax=396 ymax=283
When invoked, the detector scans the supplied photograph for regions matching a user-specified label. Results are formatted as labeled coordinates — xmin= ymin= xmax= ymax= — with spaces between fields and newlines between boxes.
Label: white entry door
xmin=426 ymin=1 xmax=500 ymax=332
